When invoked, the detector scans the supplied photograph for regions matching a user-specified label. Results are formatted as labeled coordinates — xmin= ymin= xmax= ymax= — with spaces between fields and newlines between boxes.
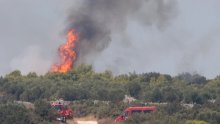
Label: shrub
xmin=185 ymin=120 xmax=208 ymax=124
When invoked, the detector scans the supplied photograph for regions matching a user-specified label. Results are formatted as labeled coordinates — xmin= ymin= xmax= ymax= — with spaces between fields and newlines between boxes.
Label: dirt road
xmin=66 ymin=115 xmax=114 ymax=124
xmin=76 ymin=121 xmax=97 ymax=124
xmin=67 ymin=115 xmax=98 ymax=124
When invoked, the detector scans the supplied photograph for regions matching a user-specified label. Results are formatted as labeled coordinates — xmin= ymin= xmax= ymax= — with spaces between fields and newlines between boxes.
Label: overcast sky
xmin=0 ymin=0 xmax=220 ymax=78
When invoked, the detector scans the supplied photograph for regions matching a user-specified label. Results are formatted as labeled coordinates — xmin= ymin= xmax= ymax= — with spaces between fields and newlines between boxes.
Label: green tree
xmin=127 ymin=82 xmax=141 ymax=98
xmin=34 ymin=100 xmax=55 ymax=121
xmin=151 ymin=88 xmax=163 ymax=102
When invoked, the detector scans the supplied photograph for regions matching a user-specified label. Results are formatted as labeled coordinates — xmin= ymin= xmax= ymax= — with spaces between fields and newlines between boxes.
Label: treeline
xmin=0 ymin=65 xmax=218 ymax=103
xmin=0 ymin=64 xmax=219 ymax=123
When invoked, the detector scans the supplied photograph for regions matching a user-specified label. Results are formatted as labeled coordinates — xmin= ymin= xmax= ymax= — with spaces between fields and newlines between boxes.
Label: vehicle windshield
xmin=53 ymin=105 xmax=62 ymax=111
xmin=121 ymin=111 xmax=128 ymax=117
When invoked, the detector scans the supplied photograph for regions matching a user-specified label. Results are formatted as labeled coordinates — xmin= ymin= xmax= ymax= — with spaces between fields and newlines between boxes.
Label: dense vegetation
xmin=0 ymin=64 xmax=219 ymax=124
xmin=0 ymin=101 xmax=55 ymax=124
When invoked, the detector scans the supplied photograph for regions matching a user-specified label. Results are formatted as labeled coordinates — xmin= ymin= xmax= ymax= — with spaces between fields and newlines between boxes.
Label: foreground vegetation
xmin=0 ymin=65 xmax=219 ymax=123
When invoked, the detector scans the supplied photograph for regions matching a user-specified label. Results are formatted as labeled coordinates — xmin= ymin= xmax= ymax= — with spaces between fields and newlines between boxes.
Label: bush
xmin=124 ymin=112 xmax=184 ymax=124
xmin=185 ymin=120 xmax=208 ymax=124
xmin=34 ymin=100 xmax=56 ymax=121
xmin=0 ymin=103 xmax=40 ymax=124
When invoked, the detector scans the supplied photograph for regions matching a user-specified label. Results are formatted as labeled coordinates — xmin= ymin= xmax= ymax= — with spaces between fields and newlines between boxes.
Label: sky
xmin=0 ymin=0 xmax=220 ymax=78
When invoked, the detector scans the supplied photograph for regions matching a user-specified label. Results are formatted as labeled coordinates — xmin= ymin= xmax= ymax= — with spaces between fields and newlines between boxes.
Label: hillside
xmin=0 ymin=65 xmax=219 ymax=124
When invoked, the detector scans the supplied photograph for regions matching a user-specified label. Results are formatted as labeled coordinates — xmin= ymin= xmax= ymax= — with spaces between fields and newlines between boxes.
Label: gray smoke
xmin=67 ymin=0 xmax=177 ymax=64
xmin=1 ymin=0 xmax=220 ymax=78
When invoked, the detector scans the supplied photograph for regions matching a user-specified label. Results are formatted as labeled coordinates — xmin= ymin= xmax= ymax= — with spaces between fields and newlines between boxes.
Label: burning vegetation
xmin=51 ymin=29 xmax=78 ymax=73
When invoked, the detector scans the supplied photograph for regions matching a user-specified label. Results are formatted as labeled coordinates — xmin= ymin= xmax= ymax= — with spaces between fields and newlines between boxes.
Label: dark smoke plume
xmin=67 ymin=0 xmax=177 ymax=65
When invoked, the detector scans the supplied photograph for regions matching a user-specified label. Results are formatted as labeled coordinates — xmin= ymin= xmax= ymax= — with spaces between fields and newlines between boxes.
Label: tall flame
xmin=51 ymin=29 xmax=78 ymax=73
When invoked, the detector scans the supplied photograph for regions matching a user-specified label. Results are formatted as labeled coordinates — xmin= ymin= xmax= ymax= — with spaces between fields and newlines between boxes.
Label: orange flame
xmin=51 ymin=29 xmax=78 ymax=73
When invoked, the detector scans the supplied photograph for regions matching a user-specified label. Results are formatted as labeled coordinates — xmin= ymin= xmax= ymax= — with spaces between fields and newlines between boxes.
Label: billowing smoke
xmin=1 ymin=0 xmax=220 ymax=78
xmin=67 ymin=0 xmax=177 ymax=64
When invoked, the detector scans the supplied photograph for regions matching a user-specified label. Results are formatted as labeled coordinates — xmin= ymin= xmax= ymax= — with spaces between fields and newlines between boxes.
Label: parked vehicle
xmin=51 ymin=102 xmax=73 ymax=122
xmin=115 ymin=106 xmax=156 ymax=122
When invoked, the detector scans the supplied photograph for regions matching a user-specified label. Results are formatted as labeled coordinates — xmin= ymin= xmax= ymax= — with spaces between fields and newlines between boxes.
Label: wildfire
xmin=51 ymin=29 xmax=78 ymax=73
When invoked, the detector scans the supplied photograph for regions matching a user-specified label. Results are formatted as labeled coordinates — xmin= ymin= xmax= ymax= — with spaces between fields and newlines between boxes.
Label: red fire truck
xmin=51 ymin=102 xmax=73 ymax=122
xmin=115 ymin=106 xmax=156 ymax=122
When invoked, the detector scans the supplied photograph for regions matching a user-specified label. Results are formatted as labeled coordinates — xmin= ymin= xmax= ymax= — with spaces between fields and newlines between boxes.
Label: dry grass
xmin=98 ymin=118 xmax=115 ymax=124
xmin=16 ymin=101 xmax=35 ymax=109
